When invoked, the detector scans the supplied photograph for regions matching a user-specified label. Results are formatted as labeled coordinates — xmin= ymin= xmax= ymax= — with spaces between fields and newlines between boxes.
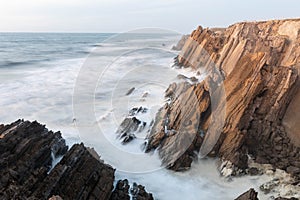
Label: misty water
xmin=0 ymin=32 xmax=273 ymax=199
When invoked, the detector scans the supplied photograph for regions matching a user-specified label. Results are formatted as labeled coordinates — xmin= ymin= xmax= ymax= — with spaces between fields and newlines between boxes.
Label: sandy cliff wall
xmin=147 ymin=19 xmax=300 ymax=177
xmin=178 ymin=21 xmax=300 ymax=146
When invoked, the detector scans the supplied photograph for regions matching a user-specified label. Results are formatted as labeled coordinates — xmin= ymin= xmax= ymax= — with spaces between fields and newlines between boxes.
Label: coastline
xmin=1 ymin=18 xmax=300 ymax=199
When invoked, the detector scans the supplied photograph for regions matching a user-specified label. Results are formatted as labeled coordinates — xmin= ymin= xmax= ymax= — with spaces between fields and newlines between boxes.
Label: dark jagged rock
xmin=110 ymin=179 xmax=154 ymax=200
xmin=0 ymin=120 xmax=153 ymax=200
xmin=0 ymin=119 xmax=68 ymax=199
xmin=126 ymin=87 xmax=135 ymax=96
xmin=248 ymin=167 xmax=260 ymax=176
xmin=32 ymin=143 xmax=115 ymax=200
xmin=116 ymin=107 xmax=148 ymax=144
xmin=0 ymin=120 xmax=114 ymax=200
xmin=129 ymin=107 xmax=148 ymax=116
xmin=117 ymin=117 xmax=141 ymax=143
xmin=110 ymin=179 xmax=130 ymax=200
xmin=234 ymin=188 xmax=259 ymax=200
xmin=130 ymin=182 xmax=154 ymax=200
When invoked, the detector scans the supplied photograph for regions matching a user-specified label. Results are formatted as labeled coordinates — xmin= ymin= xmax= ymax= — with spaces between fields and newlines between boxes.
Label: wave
xmin=0 ymin=61 xmax=33 ymax=68
xmin=0 ymin=59 xmax=54 ymax=68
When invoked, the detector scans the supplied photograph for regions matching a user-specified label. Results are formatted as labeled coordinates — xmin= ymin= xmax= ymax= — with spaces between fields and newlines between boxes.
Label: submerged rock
xmin=110 ymin=179 xmax=154 ymax=200
xmin=126 ymin=87 xmax=135 ymax=96
xmin=116 ymin=107 xmax=148 ymax=144
xmin=234 ymin=188 xmax=259 ymax=200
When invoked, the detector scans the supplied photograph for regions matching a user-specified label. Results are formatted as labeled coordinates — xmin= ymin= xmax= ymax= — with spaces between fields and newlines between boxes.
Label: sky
xmin=0 ymin=0 xmax=299 ymax=33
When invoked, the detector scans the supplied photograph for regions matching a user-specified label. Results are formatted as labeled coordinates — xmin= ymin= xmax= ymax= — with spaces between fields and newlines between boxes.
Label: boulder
xmin=110 ymin=179 xmax=154 ymax=200
xmin=116 ymin=107 xmax=148 ymax=144
xmin=234 ymin=188 xmax=259 ymax=200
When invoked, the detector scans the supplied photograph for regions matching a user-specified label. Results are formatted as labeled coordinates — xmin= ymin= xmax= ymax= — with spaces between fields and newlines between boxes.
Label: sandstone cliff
xmin=146 ymin=18 xmax=300 ymax=178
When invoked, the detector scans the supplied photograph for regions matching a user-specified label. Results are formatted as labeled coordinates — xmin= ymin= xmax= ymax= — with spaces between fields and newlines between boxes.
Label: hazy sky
xmin=0 ymin=0 xmax=299 ymax=33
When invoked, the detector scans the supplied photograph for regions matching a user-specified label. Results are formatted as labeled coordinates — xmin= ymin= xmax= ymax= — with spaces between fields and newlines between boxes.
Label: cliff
xmin=146 ymin=18 xmax=300 ymax=178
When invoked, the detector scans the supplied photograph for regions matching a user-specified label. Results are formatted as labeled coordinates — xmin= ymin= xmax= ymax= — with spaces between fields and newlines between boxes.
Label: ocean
xmin=0 ymin=32 xmax=272 ymax=199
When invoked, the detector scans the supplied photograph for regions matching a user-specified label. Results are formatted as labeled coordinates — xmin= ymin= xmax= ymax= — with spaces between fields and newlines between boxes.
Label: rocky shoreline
xmin=0 ymin=120 xmax=153 ymax=200
xmin=148 ymin=19 xmax=300 ymax=177
xmin=3 ymin=120 xmax=297 ymax=200
xmin=116 ymin=18 xmax=300 ymax=199
xmin=1 ymin=18 xmax=300 ymax=199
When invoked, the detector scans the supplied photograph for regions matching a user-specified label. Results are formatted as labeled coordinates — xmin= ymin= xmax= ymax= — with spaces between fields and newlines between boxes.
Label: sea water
xmin=0 ymin=32 xmax=273 ymax=199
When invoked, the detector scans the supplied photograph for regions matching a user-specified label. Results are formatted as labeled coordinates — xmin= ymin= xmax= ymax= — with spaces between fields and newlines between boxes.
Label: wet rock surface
xmin=146 ymin=81 xmax=210 ymax=171
xmin=234 ymin=188 xmax=259 ymax=200
xmin=0 ymin=120 xmax=152 ymax=200
xmin=110 ymin=179 xmax=154 ymax=200
xmin=0 ymin=119 xmax=68 ymax=199
xmin=116 ymin=107 xmax=148 ymax=144
xmin=146 ymin=18 xmax=300 ymax=183
xmin=32 ymin=143 xmax=115 ymax=200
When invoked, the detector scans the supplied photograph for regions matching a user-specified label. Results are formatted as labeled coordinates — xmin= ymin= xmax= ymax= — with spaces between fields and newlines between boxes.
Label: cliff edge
xmin=146 ymin=18 xmax=300 ymax=179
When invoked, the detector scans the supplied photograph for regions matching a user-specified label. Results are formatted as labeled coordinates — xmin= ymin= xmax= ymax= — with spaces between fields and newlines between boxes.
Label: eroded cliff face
xmin=146 ymin=19 xmax=300 ymax=176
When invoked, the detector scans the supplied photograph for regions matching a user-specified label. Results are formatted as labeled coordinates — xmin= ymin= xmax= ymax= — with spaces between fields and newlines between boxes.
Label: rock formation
xmin=116 ymin=107 xmax=148 ymax=144
xmin=233 ymin=189 xmax=299 ymax=200
xmin=31 ymin=143 xmax=115 ymax=200
xmin=146 ymin=18 xmax=300 ymax=180
xmin=234 ymin=188 xmax=259 ymax=200
xmin=145 ymin=81 xmax=210 ymax=170
xmin=0 ymin=120 xmax=153 ymax=200
xmin=0 ymin=119 xmax=68 ymax=199
xmin=172 ymin=34 xmax=189 ymax=51
xmin=110 ymin=180 xmax=154 ymax=200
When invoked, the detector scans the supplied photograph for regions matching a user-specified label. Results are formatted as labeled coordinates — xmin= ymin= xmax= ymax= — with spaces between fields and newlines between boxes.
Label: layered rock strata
xmin=116 ymin=107 xmax=148 ymax=144
xmin=110 ymin=179 xmax=154 ymax=200
xmin=0 ymin=120 xmax=153 ymax=200
xmin=146 ymin=18 xmax=300 ymax=178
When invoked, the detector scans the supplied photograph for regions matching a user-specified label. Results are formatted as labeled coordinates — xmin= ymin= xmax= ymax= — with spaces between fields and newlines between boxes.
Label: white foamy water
xmin=0 ymin=32 xmax=279 ymax=200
